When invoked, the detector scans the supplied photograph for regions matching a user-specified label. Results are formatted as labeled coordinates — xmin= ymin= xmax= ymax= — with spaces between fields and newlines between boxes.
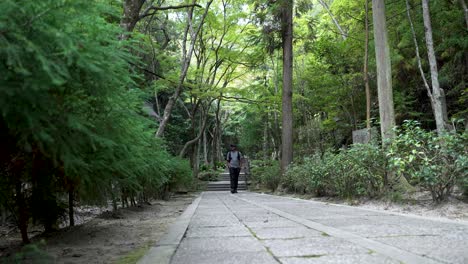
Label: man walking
xmin=226 ymin=144 xmax=242 ymax=193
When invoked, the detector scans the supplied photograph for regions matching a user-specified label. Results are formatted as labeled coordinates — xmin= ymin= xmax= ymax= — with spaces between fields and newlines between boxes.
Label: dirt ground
xmin=0 ymin=193 xmax=197 ymax=264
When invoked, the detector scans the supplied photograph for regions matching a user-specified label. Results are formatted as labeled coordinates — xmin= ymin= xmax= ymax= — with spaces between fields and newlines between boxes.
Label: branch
xmin=140 ymin=3 xmax=203 ymax=20
xmin=219 ymin=95 xmax=267 ymax=104
xmin=405 ymin=0 xmax=433 ymax=100
xmin=317 ymin=0 xmax=347 ymax=40
xmin=179 ymin=101 xmax=213 ymax=157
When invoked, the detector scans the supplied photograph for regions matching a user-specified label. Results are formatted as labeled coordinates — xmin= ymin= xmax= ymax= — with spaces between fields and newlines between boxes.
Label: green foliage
xmin=0 ymin=0 xmax=193 ymax=242
xmin=197 ymin=170 xmax=220 ymax=181
xmin=3 ymin=241 xmax=52 ymax=264
xmin=283 ymin=154 xmax=327 ymax=195
xmin=388 ymin=121 xmax=468 ymax=202
xmin=250 ymin=160 xmax=281 ymax=192
xmin=283 ymin=144 xmax=385 ymax=198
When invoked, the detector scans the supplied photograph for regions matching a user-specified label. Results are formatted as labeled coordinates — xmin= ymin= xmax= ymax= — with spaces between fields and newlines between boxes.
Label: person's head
xmin=230 ymin=144 xmax=237 ymax=150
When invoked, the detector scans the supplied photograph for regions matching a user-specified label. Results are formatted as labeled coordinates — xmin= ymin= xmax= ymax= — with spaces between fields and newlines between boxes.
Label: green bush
xmin=283 ymin=155 xmax=327 ymax=195
xmin=282 ymin=145 xmax=386 ymax=198
xmin=388 ymin=121 xmax=468 ymax=202
xmin=326 ymin=146 xmax=385 ymax=198
xmin=250 ymin=160 xmax=281 ymax=192
xmin=168 ymin=157 xmax=193 ymax=191
xmin=197 ymin=170 xmax=220 ymax=181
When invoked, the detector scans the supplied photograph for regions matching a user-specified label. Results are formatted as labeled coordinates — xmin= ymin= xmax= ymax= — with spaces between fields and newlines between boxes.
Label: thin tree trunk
xmin=364 ymin=0 xmax=371 ymax=129
xmin=179 ymin=105 xmax=211 ymax=158
xmin=372 ymin=0 xmax=396 ymax=141
xmin=422 ymin=0 xmax=449 ymax=134
xmin=405 ymin=0 xmax=439 ymax=117
xmin=272 ymin=54 xmax=281 ymax=160
xmin=263 ymin=119 xmax=269 ymax=161
xmin=203 ymin=129 xmax=209 ymax=165
xmin=281 ymin=0 xmax=294 ymax=173
xmin=16 ymin=180 xmax=29 ymax=243
xmin=156 ymin=0 xmax=213 ymax=137
xmin=68 ymin=187 xmax=74 ymax=227
xmin=111 ymin=183 xmax=118 ymax=212
xmin=317 ymin=0 xmax=348 ymax=40
xmin=460 ymin=0 xmax=468 ymax=29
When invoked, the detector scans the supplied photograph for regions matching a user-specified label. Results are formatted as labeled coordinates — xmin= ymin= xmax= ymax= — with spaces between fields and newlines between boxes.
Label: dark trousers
xmin=229 ymin=167 xmax=241 ymax=191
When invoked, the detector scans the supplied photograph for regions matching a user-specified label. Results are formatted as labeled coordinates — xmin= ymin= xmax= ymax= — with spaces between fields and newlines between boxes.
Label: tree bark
xmin=372 ymin=0 xmax=395 ymax=141
xmin=364 ymin=0 xmax=371 ymax=129
xmin=422 ymin=0 xmax=450 ymax=134
xmin=120 ymin=0 xmax=145 ymax=40
xmin=212 ymin=98 xmax=221 ymax=170
xmin=263 ymin=120 xmax=269 ymax=161
xmin=203 ymin=129 xmax=209 ymax=165
xmin=281 ymin=0 xmax=294 ymax=173
xmin=68 ymin=187 xmax=75 ymax=227
xmin=405 ymin=0 xmax=444 ymax=131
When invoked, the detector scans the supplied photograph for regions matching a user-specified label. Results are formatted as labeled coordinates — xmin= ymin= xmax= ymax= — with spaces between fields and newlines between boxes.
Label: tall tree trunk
xmin=120 ymin=0 xmax=145 ymax=40
xmin=281 ymin=0 xmax=294 ymax=173
xmin=422 ymin=0 xmax=450 ymax=134
xmin=212 ymin=98 xmax=221 ymax=170
xmin=271 ymin=53 xmax=282 ymax=160
xmin=372 ymin=0 xmax=395 ymax=141
xmin=263 ymin=120 xmax=269 ymax=161
xmin=203 ymin=130 xmax=209 ymax=165
xmin=405 ymin=0 xmax=440 ymax=126
xmin=156 ymin=0 xmax=213 ymax=137
xmin=364 ymin=0 xmax=371 ymax=130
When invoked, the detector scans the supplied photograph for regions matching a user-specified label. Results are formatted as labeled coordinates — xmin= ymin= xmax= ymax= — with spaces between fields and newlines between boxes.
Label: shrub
xmin=251 ymin=160 xmax=281 ymax=192
xmin=282 ymin=144 xmax=386 ymax=198
xmin=197 ymin=170 xmax=220 ymax=181
xmin=283 ymin=155 xmax=327 ymax=195
xmin=168 ymin=157 xmax=193 ymax=191
xmin=317 ymin=147 xmax=385 ymax=198
xmin=388 ymin=121 xmax=468 ymax=202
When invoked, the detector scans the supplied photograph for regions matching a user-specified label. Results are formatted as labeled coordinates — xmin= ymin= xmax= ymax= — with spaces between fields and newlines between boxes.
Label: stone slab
xmin=251 ymin=226 xmax=323 ymax=240
xmin=263 ymin=237 xmax=370 ymax=257
xmin=185 ymin=226 xmax=251 ymax=238
xmin=171 ymin=250 xmax=277 ymax=264
xmin=279 ymin=253 xmax=400 ymax=264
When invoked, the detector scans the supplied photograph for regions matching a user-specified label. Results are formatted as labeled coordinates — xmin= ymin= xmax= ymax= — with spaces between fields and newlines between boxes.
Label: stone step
xmin=206 ymin=181 xmax=247 ymax=191
xmin=220 ymin=172 xmax=247 ymax=176
xmin=218 ymin=176 xmax=246 ymax=181
xmin=218 ymin=173 xmax=247 ymax=181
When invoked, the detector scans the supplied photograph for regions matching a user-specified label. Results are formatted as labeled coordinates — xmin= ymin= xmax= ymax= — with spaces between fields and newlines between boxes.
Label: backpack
xmin=227 ymin=151 xmax=241 ymax=162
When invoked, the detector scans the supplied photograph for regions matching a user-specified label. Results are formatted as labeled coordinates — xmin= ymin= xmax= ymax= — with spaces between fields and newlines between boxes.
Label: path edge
xmin=255 ymin=192 xmax=468 ymax=226
xmin=137 ymin=193 xmax=202 ymax=264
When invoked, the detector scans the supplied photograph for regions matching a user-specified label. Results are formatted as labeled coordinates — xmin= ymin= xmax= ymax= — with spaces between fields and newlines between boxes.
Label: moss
xmin=116 ymin=242 xmax=153 ymax=264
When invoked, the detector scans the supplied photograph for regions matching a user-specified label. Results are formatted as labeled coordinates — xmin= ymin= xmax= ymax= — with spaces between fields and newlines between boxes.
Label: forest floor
xmin=254 ymin=188 xmax=468 ymax=222
xmin=0 ymin=193 xmax=197 ymax=264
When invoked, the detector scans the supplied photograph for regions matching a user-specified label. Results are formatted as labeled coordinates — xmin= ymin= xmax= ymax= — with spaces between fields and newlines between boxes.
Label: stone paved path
xmin=140 ymin=192 xmax=468 ymax=264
